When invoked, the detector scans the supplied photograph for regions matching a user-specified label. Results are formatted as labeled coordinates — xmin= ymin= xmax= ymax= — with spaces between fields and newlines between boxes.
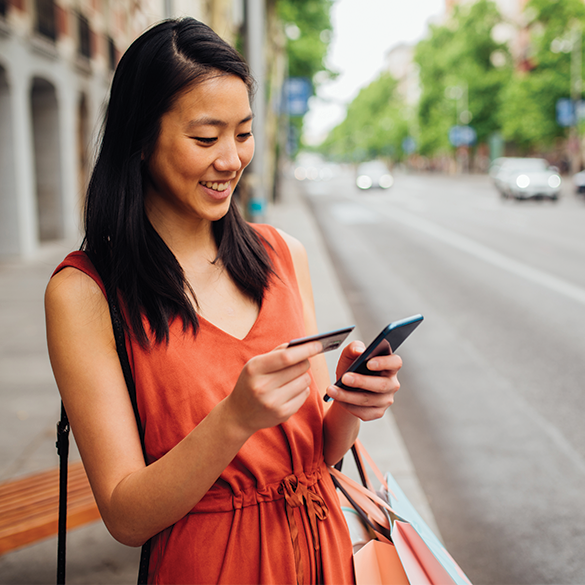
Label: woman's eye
xmin=194 ymin=137 xmax=217 ymax=145
xmin=238 ymin=132 xmax=253 ymax=140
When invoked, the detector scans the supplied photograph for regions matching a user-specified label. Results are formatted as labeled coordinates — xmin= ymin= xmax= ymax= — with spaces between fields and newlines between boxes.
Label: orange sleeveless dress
xmin=54 ymin=224 xmax=355 ymax=584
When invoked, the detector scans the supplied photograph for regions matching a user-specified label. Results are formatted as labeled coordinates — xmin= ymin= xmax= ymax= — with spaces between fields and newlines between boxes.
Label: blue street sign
xmin=284 ymin=77 xmax=311 ymax=116
xmin=556 ymin=98 xmax=575 ymax=127
xmin=402 ymin=136 xmax=416 ymax=154
xmin=448 ymin=125 xmax=477 ymax=147
xmin=555 ymin=98 xmax=585 ymax=126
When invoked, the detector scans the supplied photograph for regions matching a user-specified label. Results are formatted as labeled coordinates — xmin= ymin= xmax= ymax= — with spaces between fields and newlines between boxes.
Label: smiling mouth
xmin=200 ymin=180 xmax=230 ymax=192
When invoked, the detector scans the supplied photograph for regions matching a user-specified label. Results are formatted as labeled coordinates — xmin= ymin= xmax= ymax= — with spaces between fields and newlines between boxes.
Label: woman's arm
xmin=279 ymin=230 xmax=403 ymax=466
xmin=277 ymin=230 xmax=360 ymax=465
xmin=46 ymin=267 xmax=321 ymax=546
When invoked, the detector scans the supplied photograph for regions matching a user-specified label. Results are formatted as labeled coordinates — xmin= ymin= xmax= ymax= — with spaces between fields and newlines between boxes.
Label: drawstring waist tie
xmin=187 ymin=467 xmax=331 ymax=584
xmin=279 ymin=474 xmax=329 ymax=585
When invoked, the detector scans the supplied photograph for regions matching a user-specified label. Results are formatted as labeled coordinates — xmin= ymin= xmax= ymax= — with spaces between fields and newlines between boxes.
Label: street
xmin=303 ymin=168 xmax=585 ymax=585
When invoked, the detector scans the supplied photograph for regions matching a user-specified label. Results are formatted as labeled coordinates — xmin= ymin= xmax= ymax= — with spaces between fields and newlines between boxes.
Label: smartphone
xmin=288 ymin=325 xmax=355 ymax=354
xmin=324 ymin=314 xmax=424 ymax=401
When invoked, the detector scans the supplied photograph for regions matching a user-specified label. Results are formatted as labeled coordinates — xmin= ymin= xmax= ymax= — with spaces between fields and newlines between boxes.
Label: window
xmin=35 ymin=0 xmax=57 ymax=41
xmin=78 ymin=13 xmax=91 ymax=59
xmin=107 ymin=36 xmax=116 ymax=70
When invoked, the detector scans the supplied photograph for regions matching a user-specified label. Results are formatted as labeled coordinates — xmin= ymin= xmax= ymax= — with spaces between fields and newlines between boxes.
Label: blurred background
xmin=1 ymin=0 xmax=585 ymax=583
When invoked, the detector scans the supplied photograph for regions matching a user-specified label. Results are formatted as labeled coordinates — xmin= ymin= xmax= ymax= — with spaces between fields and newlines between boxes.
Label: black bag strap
xmin=56 ymin=404 xmax=69 ymax=584
xmin=106 ymin=296 xmax=151 ymax=584
xmin=56 ymin=288 xmax=150 ymax=584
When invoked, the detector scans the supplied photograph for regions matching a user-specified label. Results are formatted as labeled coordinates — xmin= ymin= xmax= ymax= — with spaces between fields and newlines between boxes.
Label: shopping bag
xmin=353 ymin=539 xmax=409 ymax=585
xmin=331 ymin=440 xmax=472 ymax=585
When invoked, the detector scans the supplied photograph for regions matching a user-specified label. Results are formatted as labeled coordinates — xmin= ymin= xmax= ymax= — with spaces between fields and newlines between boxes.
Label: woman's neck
xmin=146 ymin=201 xmax=218 ymax=268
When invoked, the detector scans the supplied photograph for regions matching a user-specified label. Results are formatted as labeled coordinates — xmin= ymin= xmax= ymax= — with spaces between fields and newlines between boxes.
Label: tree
xmin=277 ymin=0 xmax=333 ymax=81
xmin=276 ymin=0 xmax=334 ymax=149
xmin=318 ymin=72 xmax=410 ymax=162
xmin=414 ymin=0 xmax=511 ymax=156
xmin=498 ymin=0 xmax=585 ymax=153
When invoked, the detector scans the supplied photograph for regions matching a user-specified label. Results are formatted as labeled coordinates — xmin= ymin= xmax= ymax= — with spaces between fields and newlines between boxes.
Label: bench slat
xmin=0 ymin=462 xmax=101 ymax=555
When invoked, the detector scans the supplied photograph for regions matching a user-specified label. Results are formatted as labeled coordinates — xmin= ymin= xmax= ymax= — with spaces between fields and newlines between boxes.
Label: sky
xmin=303 ymin=0 xmax=446 ymax=144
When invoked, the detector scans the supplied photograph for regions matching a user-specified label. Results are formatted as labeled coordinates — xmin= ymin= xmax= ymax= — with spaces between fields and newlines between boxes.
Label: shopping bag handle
xmin=353 ymin=439 xmax=397 ymax=498
xmin=330 ymin=469 xmax=392 ymax=544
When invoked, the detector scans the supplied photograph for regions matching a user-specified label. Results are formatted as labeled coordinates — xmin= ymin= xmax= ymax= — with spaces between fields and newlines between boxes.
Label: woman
xmin=45 ymin=18 xmax=402 ymax=584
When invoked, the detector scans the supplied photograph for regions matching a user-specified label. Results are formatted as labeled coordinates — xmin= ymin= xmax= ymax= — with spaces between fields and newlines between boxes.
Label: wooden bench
xmin=0 ymin=461 xmax=101 ymax=555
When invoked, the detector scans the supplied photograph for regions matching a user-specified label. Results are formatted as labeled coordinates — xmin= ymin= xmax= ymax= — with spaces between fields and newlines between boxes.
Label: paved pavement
xmin=0 ymin=176 xmax=439 ymax=583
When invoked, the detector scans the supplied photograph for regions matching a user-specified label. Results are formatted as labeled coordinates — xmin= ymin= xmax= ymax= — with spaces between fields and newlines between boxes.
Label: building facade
xmin=0 ymin=0 xmax=242 ymax=259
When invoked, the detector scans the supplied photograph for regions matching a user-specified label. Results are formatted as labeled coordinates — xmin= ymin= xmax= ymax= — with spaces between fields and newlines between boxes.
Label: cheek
xmin=240 ymin=138 xmax=255 ymax=170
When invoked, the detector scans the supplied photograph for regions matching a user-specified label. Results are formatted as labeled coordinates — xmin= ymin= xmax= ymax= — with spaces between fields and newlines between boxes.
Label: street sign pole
xmin=245 ymin=0 xmax=267 ymax=221
xmin=571 ymin=25 xmax=582 ymax=174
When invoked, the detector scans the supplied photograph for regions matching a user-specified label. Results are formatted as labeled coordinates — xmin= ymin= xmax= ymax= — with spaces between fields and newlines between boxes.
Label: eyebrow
xmin=186 ymin=113 xmax=254 ymax=130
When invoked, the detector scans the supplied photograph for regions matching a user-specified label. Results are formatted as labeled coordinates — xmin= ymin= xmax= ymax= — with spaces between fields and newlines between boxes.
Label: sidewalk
xmin=0 ymin=177 xmax=439 ymax=583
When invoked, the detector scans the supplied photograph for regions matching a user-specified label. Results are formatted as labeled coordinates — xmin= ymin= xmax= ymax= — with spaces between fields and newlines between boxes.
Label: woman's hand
xmin=226 ymin=341 xmax=323 ymax=435
xmin=325 ymin=341 xmax=403 ymax=421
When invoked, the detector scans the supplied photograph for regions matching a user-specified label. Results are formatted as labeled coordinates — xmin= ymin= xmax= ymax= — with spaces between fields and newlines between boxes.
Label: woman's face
xmin=144 ymin=74 xmax=254 ymax=229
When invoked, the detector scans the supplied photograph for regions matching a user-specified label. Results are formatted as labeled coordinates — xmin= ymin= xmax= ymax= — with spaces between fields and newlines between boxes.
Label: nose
xmin=214 ymin=139 xmax=243 ymax=173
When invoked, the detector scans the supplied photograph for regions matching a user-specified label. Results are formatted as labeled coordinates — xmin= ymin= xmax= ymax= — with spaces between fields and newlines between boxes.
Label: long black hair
xmin=83 ymin=17 xmax=274 ymax=348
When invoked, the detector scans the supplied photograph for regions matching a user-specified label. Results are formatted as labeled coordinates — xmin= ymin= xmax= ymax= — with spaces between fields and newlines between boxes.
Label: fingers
xmin=337 ymin=353 xmax=402 ymax=393
xmin=326 ymin=382 xmax=398 ymax=421
xmin=326 ymin=353 xmax=403 ymax=421
xmin=363 ymin=353 xmax=403 ymax=374
xmin=344 ymin=340 xmax=367 ymax=357
xmin=229 ymin=341 xmax=322 ymax=433
xmin=254 ymin=341 xmax=323 ymax=376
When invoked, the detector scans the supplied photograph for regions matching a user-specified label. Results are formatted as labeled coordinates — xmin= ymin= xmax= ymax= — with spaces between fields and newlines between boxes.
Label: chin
xmin=205 ymin=199 xmax=233 ymax=223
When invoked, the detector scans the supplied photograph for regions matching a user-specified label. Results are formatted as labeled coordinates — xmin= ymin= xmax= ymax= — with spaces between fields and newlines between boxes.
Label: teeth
xmin=201 ymin=181 xmax=229 ymax=192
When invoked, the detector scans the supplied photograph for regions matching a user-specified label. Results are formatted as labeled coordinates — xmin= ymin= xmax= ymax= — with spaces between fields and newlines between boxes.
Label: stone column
xmin=11 ymin=65 xmax=38 ymax=259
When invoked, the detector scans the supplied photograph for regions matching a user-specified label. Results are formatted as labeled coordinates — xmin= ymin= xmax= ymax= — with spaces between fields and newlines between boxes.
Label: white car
xmin=572 ymin=170 xmax=585 ymax=194
xmin=355 ymin=161 xmax=394 ymax=190
xmin=490 ymin=157 xmax=561 ymax=201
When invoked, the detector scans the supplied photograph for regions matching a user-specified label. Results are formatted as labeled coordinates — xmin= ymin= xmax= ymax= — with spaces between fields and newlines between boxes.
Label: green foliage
xmin=276 ymin=0 xmax=333 ymax=154
xmin=277 ymin=0 xmax=334 ymax=83
xmin=415 ymin=0 xmax=511 ymax=155
xmin=318 ymin=72 xmax=410 ymax=162
xmin=498 ymin=0 xmax=585 ymax=151
xmin=499 ymin=70 xmax=562 ymax=152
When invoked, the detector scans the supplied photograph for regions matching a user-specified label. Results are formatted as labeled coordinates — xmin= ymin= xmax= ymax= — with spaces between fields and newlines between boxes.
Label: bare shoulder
xmin=275 ymin=228 xmax=309 ymax=267
xmin=46 ymin=266 xmax=108 ymax=318
xmin=45 ymin=266 xmax=113 ymax=355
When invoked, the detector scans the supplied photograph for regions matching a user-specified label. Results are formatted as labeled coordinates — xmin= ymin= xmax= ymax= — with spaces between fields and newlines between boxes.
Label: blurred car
xmin=489 ymin=157 xmax=561 ymax=201
xmin=355 ymin=161 xmax=394 ymax=190
xmin=572 ymin=170 xmax=585 ymax=194
xmin=293 ymin=153 xmax=340 ymax=182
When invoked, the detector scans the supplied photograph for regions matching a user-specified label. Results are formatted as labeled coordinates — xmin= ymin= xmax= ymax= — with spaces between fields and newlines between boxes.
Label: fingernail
xmin=327 ymin=385 xmax=338 ymax=398
xmin=343 ymin=374 xmax=355 ymax=385
xmin=368 ymin=359 xmax=378 ymax=370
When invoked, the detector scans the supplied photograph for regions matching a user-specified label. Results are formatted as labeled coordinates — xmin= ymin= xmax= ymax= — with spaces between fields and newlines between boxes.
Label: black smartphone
xmin=324 ymin=314 xmax=424 ymax=402
xmin=288 ymin=325 xmax=355 ymax=354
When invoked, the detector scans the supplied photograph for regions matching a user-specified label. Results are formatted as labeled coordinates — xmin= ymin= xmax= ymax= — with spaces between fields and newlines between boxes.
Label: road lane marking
xmin=330 ymin=202 xmax=379 ymax=225
xmin=372 ymin=204 xmax=585 ymax=306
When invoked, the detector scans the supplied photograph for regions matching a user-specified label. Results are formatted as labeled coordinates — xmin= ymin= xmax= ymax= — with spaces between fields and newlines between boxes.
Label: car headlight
xmin=379 ymin=174 xmax=394 ymax=189
xmin=516 ymin=174 xmax=530 ymax=188
xmin=294 ymin=167 xmax=307 ymax=181
xmin=357 ymin=175 xmax=373 ymax=189
xmin=548 ymin=174 xmax=561 ymax=188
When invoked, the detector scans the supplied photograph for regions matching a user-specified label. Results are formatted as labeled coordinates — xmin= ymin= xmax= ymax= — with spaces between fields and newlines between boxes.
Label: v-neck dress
xmin=53 ymin=224 xmax=355 ymax=585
